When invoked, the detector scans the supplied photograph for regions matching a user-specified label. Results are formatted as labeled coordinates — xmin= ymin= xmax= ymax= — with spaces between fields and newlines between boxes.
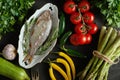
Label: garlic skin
xmin=2 ymin=44 xmax=17 ymax=60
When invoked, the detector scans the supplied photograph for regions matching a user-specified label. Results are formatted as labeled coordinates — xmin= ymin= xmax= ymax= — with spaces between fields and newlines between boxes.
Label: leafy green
xmin=0 ymin=0 xmax=35 ymax=38
xmin=90 ymin=0 xmax=120 ymax=28
xmin=22 ymin=18 xmax=36 ymax=54
xmin=36 ymin=26 xmax=59 ymax=55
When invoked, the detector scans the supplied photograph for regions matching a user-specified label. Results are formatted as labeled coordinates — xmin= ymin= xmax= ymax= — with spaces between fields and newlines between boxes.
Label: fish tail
xmin=23 ymin=54 xmax=33 ymax=64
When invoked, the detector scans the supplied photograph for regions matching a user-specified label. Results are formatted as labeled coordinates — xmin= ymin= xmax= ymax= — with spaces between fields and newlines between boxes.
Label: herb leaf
xmin=0 ymin=0 xmax=35 ymax=38
xmin=90 ymin=0 xmax=120 ymax=28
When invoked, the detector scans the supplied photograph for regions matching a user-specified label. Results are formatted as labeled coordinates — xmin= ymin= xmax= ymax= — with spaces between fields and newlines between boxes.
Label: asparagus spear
xmin=79 ymin=58 xmax=95 ymax=80
xmin=90 ymin=35 xmax=120 ymax=79
xmin=78 ymin=26 xmax=120 ymax=80
xmin=98 ymin=46 xmax=120 ymax=80
xmin=103 ymin=29 xmax=117 ymax=53
xmin=97 ymin=26 xmax=107 ymax=49
xmin=84 ymin=27 xmax=113 ymax=79
xmin=79 ymin=27 xmax=108 ymax=79
xmin=98 ymin=27 xmax=113 ymax=52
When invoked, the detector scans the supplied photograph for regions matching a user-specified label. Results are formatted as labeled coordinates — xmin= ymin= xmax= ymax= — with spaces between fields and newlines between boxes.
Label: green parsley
xmin=0 ymin=0 xmax=34 ymax=39
xmin=90 ymin=0 xmax=120 ymax=28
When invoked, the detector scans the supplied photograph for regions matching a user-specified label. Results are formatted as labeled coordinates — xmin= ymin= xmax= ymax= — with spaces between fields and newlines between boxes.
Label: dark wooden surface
xmin=0 ymin=0 xmax=120 ymax=80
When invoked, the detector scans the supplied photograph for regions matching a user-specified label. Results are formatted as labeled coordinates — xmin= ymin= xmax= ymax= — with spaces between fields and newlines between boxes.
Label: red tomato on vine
xmin=74 ymin=23 xmax=87 ymax=34
xmin=85 ymin=33 xmax=92 ymax=44
xmin=70 ymin=12 xmax=82 ymax=24
xmin=78 ymin=0 xmax=90 ymax=13
xmin=63 ymin=1 xmax=76 ymax=14
xmin=88 ymin=23 xmax=98 ymax=34
xmin=70 ymin=33 xmax=87 ymax=45
xmin=83 ymin=12 xmax=95 ymax=24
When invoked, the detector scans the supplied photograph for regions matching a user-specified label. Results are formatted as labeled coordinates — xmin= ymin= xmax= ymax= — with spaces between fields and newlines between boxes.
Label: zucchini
xmin=0 ymin=57 xmax=30 ymax=80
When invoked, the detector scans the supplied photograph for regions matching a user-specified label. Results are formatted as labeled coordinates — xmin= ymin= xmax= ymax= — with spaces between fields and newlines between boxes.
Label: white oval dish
xmin=17 ymin=3 xmax=59 ymax=69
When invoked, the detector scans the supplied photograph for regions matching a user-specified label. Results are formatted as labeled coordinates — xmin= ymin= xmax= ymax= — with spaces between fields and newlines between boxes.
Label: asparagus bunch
xmin=78 ymin=26 xmax=120 ymax=80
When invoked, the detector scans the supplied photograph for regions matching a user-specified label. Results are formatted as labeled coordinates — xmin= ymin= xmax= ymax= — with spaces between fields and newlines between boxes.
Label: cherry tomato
xmin=78 ymin=0 xmax=90 ymax=13
xmin=70 ymin=12 xmax=82 ymax=24
xmin=74 ymin=23 xmax=87 ymax=34
xmin=78 ymin=34 xmax=87 ymax=45
xmin=70 ymin=34 xmax=86 ymax=45
xmin=70 ymin=34 xmax=80 ymax=46
xmin=88 ymin=23 xmax=98 ymax=34
xmin=83 ymin=12 xmax=94 ymax=23
xmin=85 ymin=33 xmax=92 ymax=44
xmin=63 ymin=1 xmax=76 ymax=14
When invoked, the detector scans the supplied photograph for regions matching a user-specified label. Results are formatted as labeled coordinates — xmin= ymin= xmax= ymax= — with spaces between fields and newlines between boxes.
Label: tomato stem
xmin=78 ymin=8 xmax=85 ymax=25
xmin=78 ymin=8 xmax=88 ymax=34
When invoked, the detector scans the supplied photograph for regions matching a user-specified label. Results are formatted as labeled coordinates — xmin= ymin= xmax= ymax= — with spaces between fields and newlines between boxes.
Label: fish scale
xmin=23 ymin=10 xmax=52 ymax=63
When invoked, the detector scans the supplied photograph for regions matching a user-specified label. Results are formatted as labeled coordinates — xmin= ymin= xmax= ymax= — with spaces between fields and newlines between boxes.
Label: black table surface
xmin=0 ymin=0 xmax=120 ymax=80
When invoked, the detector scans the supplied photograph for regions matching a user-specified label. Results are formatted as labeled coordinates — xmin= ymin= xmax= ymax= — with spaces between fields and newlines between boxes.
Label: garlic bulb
xmin=2 ymin=44 xmax=17 ymax=60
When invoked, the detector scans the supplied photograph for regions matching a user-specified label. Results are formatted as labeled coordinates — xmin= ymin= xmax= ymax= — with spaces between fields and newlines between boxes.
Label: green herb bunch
xmin=0 ymin=0 xmax=35 ymax=39
xmin=90 ymin=0 xmax=120 ymax=28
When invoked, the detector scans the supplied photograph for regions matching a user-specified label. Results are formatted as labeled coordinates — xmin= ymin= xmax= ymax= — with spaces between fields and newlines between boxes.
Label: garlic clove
xmin=2 ymin=44 xmax=17 ymax=60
